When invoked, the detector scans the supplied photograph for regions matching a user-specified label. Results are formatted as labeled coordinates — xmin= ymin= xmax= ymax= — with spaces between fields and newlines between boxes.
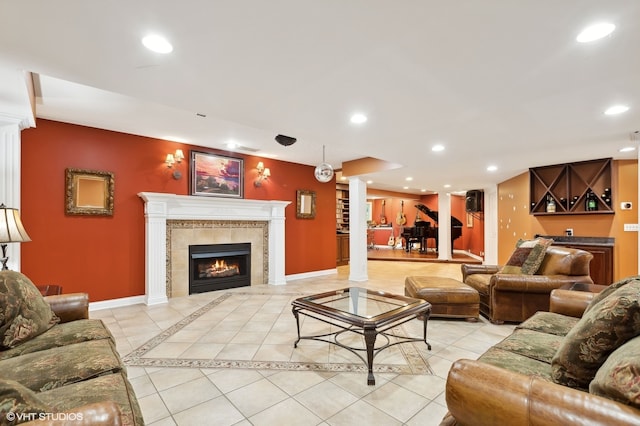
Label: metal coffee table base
xmin=292 ymin=308 xmax=431 ymax=385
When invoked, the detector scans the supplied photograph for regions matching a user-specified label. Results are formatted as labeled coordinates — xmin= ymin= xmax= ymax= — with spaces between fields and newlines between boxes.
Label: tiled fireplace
xmin=138 ymin=192 xmax=290 ymax=305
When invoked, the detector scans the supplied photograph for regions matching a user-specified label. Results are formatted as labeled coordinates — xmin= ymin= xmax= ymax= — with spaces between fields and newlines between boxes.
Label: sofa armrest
xmin=461 ymin=264 xmax=501 ymax=281
xmin=490 ymin=274 xmax=583 ymax=293
xmin=550 ymin=289 xmax=595 ymax=318
xmin=445 ymin=359 xmax=640 ymax=426
xmin=44 ymin=293 xmax=89 ymax=323
xmin=22 ymin=401 xmax=123 ymax=425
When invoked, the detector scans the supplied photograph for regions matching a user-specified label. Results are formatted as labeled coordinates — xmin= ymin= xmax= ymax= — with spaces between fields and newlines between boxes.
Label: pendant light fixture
xmin=314 ymin=145 xmax=334 ymax=183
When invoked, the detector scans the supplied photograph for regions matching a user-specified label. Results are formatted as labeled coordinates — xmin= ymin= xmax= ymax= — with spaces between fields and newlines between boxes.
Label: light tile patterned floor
xmin=93 ymin=261 xmax=514 ymax=425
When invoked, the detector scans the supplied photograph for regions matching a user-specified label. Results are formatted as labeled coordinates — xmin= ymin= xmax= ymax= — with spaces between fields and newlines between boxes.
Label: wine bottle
xmin=546 ymin=195 xmax=556 ymax=213
xmin=586 ymin=191 xmax=597 ymax=211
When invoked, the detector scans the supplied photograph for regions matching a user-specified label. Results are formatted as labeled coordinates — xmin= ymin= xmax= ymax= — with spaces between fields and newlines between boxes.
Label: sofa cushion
xmin=590 ymin=335 xmax=640 ymax=408
xmin=500 ymin=238 xmax=553 ymax=275
xmin=0 ymin=339 xmax=123 ymax=392
xmin=37 ymin=372 xmax=143 ymax=426
xmin=493 ymin=329 xmax=564 ymax=364
xmin=552 ymin=281 xmax=640 ymax=390
xmin=517 ymin=311 xmax=580 ymax=337
xmin=478 ymin=347 xmax=553 ymax=381
xmin=0 ymin=379 xmax=55 ymax=424
xmin=0 ymin=319 xmax=114 ymax=361
xmin=464 ymin=273 xmax=491 ymax=294
xmin=0 ymin=271 xmax=59 ymax=349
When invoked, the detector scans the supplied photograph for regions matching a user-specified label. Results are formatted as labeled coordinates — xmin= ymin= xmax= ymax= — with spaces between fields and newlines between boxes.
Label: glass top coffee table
xmin=291 ymin=287 xmax=432 ymax=385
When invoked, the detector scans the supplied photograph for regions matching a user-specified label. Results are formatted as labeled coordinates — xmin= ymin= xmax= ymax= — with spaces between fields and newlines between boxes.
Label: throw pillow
xmin=590 ymin=334 xmax=640 ymax=408
xmin=552 ymin=281 xmax=640 ymax=389
xmin=0 ymin=378 xmax=55 ymax=423
xmin=500 ymin=237 xmax=553 ymax=275
xmin=0 ymin=271 xmax=59 ymax=349
xmin=585 ymin=275 xmax=640 ymax=314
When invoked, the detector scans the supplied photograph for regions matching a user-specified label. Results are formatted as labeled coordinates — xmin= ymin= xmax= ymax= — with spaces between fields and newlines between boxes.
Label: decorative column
xmin=483 ymin=185 xmax=499 ymax=265
xmin=437 ymin=192 xmax=452 ymax=260
xmin=348 ymin=177 xmax=368 ymax=282
xmin=0 ymin=122 xmax=24 ymax=271
xmin=268 ymin=205 xmax=287 ymax=285
xmin=141 ymin=199 xmax=169 ymax=305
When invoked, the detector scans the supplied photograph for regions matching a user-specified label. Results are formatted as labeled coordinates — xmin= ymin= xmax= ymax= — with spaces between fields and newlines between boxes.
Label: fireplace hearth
xmin=189 ymin=243 xmax=251 ymax=293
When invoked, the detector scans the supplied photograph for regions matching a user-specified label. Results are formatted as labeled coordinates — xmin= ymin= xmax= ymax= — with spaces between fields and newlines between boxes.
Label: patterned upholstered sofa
xmin=0 ymin=270 xmax=143 ymax=425
xmin=441 ymin=276 xmax=640 ymax=425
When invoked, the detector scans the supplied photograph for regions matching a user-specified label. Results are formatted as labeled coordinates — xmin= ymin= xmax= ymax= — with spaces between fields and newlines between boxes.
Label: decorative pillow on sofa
xmin=590 ymin=334 xmax=640 ymax=408
xmin=0 ymin=378 xmax=55 ymax=423
xmin=500 ymin=237 xmax=553 ymax=275
xmin=585 ymin=276 xmax=640 ymax=314
xmin=0 ymin=271 xmax=59 ymax=349
xmin=552 ymin=280 xmax=640 ymax=389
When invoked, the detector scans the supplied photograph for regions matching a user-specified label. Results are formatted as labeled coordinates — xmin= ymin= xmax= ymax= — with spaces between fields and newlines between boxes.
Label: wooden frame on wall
xmin=296 ymin=190 xmax=316 ymax=219
xmin=65 ymin=168 xmax=114 ymax=216
xmin=190 ymin=151 xmax=244 ymax=198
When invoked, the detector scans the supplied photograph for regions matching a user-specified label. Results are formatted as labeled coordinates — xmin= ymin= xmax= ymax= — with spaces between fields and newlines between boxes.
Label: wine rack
xmin=529 ymin=158 xmax=613 ymax=215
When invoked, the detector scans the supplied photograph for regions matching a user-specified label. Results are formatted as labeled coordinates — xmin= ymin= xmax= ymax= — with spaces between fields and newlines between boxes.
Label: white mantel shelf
xmin=138 ymin=192 xmax=290 ymax=305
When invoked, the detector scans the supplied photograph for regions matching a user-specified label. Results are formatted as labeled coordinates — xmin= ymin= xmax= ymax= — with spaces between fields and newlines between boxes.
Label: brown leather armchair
xmin=462 ymin=246 xmax=593 ymax=323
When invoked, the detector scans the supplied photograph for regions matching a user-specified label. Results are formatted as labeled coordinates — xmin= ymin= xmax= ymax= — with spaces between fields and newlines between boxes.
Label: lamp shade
xmin=0 ymin=205 xmax=31 ymax=243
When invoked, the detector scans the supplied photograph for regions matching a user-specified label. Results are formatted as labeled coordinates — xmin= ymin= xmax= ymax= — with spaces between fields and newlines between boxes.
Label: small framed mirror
xmin=296 ymin=190 xmax=316 ymax=219
xmin=65 ymin=168 xmax=115 ymax=216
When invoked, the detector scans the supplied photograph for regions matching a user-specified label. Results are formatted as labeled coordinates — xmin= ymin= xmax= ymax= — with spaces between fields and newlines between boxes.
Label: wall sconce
xmin=165 ymin=149 xmax=185 ymax=179
xmin=0 ymin=204 xmax=32 ymax=271
xmin=254 ymin=161 xmax=271 ymax=187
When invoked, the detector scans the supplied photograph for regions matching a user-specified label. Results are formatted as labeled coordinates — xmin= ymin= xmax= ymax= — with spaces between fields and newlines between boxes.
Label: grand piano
xmin=402 ymin=204 xmax=463 ymax=253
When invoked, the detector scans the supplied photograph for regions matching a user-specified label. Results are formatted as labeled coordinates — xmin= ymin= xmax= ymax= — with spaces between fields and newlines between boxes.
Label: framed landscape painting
xmin=190 ymin=151 xmax=244 ymax=198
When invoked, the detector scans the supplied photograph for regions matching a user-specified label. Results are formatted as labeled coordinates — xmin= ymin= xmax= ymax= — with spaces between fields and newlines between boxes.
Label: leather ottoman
xmin=404 ymin=276 xmax=480 ymax=321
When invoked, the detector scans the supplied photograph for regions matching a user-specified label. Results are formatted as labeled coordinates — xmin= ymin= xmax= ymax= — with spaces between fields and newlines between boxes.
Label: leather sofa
xmin=441 ymin=278 xmax=640 ymax=426
xmin=462 ymin=246 xmax=593 ymax=323
xmin=0 ymin=271 xmax=142 ymax=425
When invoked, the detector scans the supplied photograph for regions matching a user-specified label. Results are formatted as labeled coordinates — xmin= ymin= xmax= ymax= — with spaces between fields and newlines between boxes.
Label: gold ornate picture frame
xmin=65 ymin=168 xmax=115 ymax=216
xmin=296 ymin=190 xmax=316 ymax=219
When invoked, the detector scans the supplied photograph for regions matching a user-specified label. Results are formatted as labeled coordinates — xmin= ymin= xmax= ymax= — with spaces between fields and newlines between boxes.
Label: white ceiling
xmin=1 ymin=1 xmax=639 ymax=194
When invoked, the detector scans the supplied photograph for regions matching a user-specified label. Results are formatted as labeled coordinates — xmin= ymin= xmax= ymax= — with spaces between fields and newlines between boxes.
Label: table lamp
xmin=0 ymin=204 xmax=31 ymax=270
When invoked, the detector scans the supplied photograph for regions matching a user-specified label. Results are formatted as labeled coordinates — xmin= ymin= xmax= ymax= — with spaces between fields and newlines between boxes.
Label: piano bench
xmin=404 ymin=276 xmax=480 ymax=322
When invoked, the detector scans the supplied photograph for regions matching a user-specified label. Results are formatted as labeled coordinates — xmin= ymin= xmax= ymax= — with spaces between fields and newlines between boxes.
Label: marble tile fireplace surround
xmin=138 ymin=192 xmax=290 ymax=305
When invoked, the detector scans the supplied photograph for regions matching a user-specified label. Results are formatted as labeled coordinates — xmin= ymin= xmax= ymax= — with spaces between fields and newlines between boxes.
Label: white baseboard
xmin=454 ymin=249 xmax=484 ymax=261
xmin=89 ymin=295 xmax=146 ymax=311
xmin=286 ymin=268 xmax=337 ymax=282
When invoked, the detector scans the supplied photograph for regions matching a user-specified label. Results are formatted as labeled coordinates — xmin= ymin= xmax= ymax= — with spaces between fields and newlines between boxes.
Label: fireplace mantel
xmin=138 ymin=192 xmax=290 ymax=305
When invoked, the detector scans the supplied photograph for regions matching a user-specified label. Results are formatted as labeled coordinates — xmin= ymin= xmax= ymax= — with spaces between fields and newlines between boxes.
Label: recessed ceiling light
xmin=576 ymin=23 xmax=615 ymax=43
xmin=403 ymin=186 xmax=409 ymax=190
xmin=420 ymin=189 xmax=427 ymax=192
xmin=604 ymin=105 xmax=629 ymax=115
xmin=350 ymin=113 xmax=367 ymax=124
xmin=366 ymin=180 xmax=373 ymax=184
xmin=487 ymin=165 xmax=498 ymax=172
xmin=405 ymin=177 xmax=413 ymax=181
xmin=444 ymin=184 xmax=451 ymax=188
xmin=619 ymin=146 xmax=636 ymax=153
xmin=226 ymin=140 xmax=238 ymax=149
xmin=432 ymin=144 xmax=445 ymax=152
xmin=142 ymin=34 xmax=173 ymax=53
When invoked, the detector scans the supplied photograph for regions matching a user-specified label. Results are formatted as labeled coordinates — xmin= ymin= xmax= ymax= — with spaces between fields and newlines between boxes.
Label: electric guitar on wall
xmin=396 ymin=200 xmax=407 ymax=226
xmin=380 ymin=200 xmax=387 ymax=225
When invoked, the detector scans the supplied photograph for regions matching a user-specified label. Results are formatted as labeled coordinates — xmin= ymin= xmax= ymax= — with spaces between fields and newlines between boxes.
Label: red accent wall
xmin=20 ymin=120 xmax=336 ymax=301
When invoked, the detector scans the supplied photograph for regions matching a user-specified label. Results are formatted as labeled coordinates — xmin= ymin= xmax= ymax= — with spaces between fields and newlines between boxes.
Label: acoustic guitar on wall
xmin=388 ymin=224 xmax=396 ymax=246
xmin=380 ymin=200 xmax=387 ymax=225
xmin=396 ymin=200 xmax=407 ymax=226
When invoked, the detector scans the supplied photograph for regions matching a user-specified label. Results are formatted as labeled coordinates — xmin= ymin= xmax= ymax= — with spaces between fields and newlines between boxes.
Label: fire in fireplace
xmin=189 ymin=243 xmax=251 ymax=293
